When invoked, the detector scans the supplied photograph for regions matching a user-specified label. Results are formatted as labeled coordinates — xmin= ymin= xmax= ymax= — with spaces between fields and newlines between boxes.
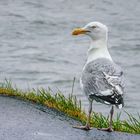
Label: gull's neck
xmin=86 ymin=39 xmax=112 ymax=64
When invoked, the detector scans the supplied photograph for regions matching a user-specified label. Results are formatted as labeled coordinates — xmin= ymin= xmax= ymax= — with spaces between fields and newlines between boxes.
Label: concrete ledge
xmin=0 ymin=96 xmax=139 ymax=140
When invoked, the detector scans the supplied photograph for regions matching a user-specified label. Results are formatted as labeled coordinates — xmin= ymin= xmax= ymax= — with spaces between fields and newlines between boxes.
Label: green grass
xmin=0 ymin=80 xmax=139 ymax=134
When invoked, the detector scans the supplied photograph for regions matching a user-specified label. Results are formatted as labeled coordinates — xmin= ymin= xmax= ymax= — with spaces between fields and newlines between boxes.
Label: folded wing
xmin=81 ymin=58 xmax=125 ymax=108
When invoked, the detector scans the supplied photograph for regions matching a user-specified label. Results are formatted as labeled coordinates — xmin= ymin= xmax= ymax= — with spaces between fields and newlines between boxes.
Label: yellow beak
xmin=72 ymin=28 xmax=89 ymax=35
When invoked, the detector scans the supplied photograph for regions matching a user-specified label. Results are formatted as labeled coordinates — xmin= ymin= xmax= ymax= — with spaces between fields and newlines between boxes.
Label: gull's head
xmin=72 ymin=22 xmax=108 ymax=41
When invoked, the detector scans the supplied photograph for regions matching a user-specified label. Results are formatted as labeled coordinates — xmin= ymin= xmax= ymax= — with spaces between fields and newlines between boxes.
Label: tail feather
xmin=89 ymin=93 xmax=124 ymax=108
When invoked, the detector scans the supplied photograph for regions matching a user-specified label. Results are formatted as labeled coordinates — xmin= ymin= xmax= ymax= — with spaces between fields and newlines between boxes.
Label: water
xmin=0 ymin=0 xmax=140 ymax=117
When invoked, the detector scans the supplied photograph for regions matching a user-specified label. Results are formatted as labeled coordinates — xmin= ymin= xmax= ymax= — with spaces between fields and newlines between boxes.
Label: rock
xmin=0 ymin=96 xmax=139 ymax=140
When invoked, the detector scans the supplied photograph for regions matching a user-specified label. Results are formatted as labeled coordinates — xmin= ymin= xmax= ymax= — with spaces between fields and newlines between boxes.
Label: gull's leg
xmin=73 ymin=100 xmax=93 ymax=130
xmin=98 ymin=106 xmax=114 ymax=132
xmin=85 ymin=100 xmax=93 ymax=129
xmin=109 ymin=105 xmax=114 ymax=131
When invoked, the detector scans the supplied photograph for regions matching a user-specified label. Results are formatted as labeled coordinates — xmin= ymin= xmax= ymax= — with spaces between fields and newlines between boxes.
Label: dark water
xmin=0 ymin=0 xmax=140 ymax=117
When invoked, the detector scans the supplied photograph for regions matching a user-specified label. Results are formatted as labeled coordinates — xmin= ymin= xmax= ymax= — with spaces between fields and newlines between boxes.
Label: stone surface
xmin=0 ymin=96 xmax=139 ymax=140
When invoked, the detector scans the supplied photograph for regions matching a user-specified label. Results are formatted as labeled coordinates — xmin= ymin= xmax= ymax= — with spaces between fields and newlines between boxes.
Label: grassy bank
xmin=0 ymin=80 xmax=139 ymax=134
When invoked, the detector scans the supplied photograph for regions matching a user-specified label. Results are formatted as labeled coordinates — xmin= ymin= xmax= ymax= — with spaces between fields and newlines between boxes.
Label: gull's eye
xmin=91 ymin=25 xmax=97 ymax=29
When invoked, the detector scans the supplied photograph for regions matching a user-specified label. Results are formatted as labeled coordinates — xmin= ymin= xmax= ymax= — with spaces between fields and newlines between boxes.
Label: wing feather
xmin=81 ymin=58 xmax=125 ymax=108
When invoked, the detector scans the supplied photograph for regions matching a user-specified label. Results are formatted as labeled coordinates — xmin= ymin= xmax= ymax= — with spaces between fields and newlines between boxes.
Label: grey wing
xmin=81 ymin=58 xmax=125 ymax=108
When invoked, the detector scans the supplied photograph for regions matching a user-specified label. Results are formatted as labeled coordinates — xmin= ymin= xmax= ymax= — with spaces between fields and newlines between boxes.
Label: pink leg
xmin=98 ymin=106 xmax=114 ymax=132
xmin=73 ymin=100 xmax=93 ymax=130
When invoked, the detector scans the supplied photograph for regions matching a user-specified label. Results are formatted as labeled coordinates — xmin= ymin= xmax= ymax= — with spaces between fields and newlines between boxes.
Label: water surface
xmin=0 ymin=0 xmax=140 ymax=117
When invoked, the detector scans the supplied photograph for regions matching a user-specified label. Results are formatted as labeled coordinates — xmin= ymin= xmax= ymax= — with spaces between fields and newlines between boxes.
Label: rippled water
xmin=0 ymin=0 xmax=140 ymax=117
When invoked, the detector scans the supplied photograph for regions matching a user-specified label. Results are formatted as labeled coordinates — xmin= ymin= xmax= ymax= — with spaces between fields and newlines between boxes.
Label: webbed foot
xmin=73 ymin=125 xmax=92 ymax=131
xmin=98 ymin=127 xmax=113 ymax=132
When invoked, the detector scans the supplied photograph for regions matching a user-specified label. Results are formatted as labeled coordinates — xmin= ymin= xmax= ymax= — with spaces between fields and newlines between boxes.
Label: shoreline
xmin=0 ymin=81 xmax=139 ymax=134
xmin=0 ymin=95 xmax=139 ymax=140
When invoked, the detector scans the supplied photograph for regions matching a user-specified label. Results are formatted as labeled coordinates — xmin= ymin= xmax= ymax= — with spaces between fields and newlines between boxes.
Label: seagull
xmin=72 ymin=22 xmax=125 ymax=132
